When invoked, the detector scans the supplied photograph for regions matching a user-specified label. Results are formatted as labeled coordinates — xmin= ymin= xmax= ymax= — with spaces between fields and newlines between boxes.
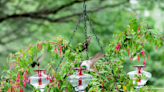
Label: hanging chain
xmin=86 ymin=14 xmax=117 ymax=82
xmin=83 ymin=2 xmax=89 ymax=60
xmin=55 ymin=12 xmax=85 ymax=71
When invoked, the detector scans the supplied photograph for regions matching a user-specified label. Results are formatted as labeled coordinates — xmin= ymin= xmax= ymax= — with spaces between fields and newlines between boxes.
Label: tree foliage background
xmin=1 ymin=0 xmax=164 ymax=91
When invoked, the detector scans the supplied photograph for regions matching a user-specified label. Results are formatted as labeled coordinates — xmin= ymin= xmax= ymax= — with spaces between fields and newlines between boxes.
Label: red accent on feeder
xmin=73 ymin=67 xmax=86 ymax=86
xmin=34 ymin=69 xmax=45 ymax=86
xmin=79 ymin=79 xmax=82 ymax=85
xmin=38 ymin=78 xmax=42 ymax=85
xmin=138 ymin=67 xmax=141 ymax=74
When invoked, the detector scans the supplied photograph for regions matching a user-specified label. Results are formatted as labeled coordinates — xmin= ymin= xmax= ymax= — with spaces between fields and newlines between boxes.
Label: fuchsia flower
xmin=23 ymin=79 xmax=26 ymax=87
xmin=46 ymin=74 xmax=48 ymax=80
xmin=143 ymin=58 xmax=145 ymax=65
xmin=155 ymin=46 xmax=157 ymax=49
xmin=141 ymin=50 xmax=145 ymax=56
xmin=137 ymin=28 xmax=139 ymax=32
xmin=14 ymin=61 xmax=17 ymax=66
xmin=128 ymin=48 xmax=130 ymax=56
xmin=55 ymin=45 xmax=58 ymax=53
xmin=147 ymin=23 xmax=149 ymax=28
xmin=57 ymin=81 xmax=59 ymax=88
xmin=130 ymin=54 xmax=133 ymax=63
xmin=59 ymin=48 xmax=63 ymax=57
xmin=11 ymin=86 xmax=13 ymax=92
xmin=9 ymin=62 xmax=11 ymax=69
xmin=115 ymin=42 xmax=120 ymax=53
xmin=16 ymin=72 xmax=20 ymax=86
xmin=22 ymin=70 xmax=27 ymax=87
xmin=61 ymin=43 xmax=66 ymax=50
xmin=20 ymin=89 xmax=23 ymax=92
xmin=38 ymin=43 xmax=42 ymax=50
xmin=138 ymin=55 xmax=140 ymax=61
xmin=147 ymin=54 xmax=149 ymax=59
xmin=6 ymin=58 xmax=8 ymax=63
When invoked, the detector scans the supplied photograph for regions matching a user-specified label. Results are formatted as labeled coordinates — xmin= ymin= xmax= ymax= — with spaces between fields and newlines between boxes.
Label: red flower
xmin=14 ymin=61 xmax=17 ymax=66
xmin=137 ymin=28 xmax=139 ymax=32
xmin=147 ymin=54 xmax=149 ymax=59
xmin=23 ymin=79 xmax=26 ymax=87
xmin=138 ymin=55 xmax=140 ymax=61
xmin=57 ymin=81 xmax=59 ymax=88
xmin=130 ymin=54 xmax=133 ymax=63
xmin=38 ymin=43 xmax=42 ymax=50
xmin=9 ymin=62 xmax=11 ymax=69
xmin=23 ymin=70 xmax=27 ymax=77
xmin=155 ymin=46 xmax=157 ymax=49
xmin=143 ymin=58 xmax=145 ymax=65
xmin=11 ymin=86 xmax=13 ymax=92
xmin=55 ymin=45 xmax=58 ymax=53
xmin=20 ymin=89 xmax=24 ymax=92
xmin=59 ymin=48 xmax=63 ymax=57
xmin=16 ymin=72 xmax=20 ymax=86
xmin=115 ymin=42 xmax=120 ymax=53
xmin=141 ymin=50 xmax=145 ymax=56
xmin=147 ymin=23 xmax=149 ymax=28
xmin=22 ymin=71 xmax=28 ymax=87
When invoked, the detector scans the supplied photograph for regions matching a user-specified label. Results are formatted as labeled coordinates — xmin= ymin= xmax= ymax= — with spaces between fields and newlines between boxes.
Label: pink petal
xmin=38 ymin=44 xmax=42 ymax=50
xmin=138 ymin=55 xmax=140 ymax=61
xmin=147 ymin=23 xmax=149 ymax=28
xmin=147 ymin=54 xmax=149 ymax=59
xmin=143 ymin=58 xmax=145 ymax=65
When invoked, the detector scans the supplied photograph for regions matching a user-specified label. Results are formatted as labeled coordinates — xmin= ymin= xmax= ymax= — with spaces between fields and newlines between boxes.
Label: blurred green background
xmin=1 ymin=0 xmax=164 ymax=91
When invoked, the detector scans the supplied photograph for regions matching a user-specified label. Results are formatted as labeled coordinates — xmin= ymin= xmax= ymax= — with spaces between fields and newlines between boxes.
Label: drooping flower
xmin=14 ymin=61 xmax=17 ymax=66
xmin=57 ymin=81 xmax=59 ymax=88
xmin=155 ymin=46 xmax=157 ymax=49
xmin=38 ymin=43 xmax=42 ymax=50
xmin=20 ymin=89 xmax=24 ymax=92
xmin=59 ymin=48 xmax=63 ymax=57
xmin=137 ymin=28 xmax=139 ymax=32
xmin=138 ymin=55 xmax=140 ymax=61
xmin=141 ymin=50 xmax=145 ymax=56
xmin=11 ymin=86 xmax=13 ymax=92
xmin=147 ymin=53 xmax=149 ymax=59
xmin=23 ymin=79 xmax=26 ymax=87
xmin=143 ymin=58 xmax=145 ymax=65
xmin=147 ymin=23 xmax=149 ymax=28
xmin=130 ymin=54 xmax=133 ymax=63
xmin=9 ymin=62 xmax=11 ymax=69
xmin=23 ymin=70 xmax=27 ymax=77
xmin=16 ymin=72 xmax=20 ymax=86
xmin=115 ymin=42 xmax=120 ymax=53
xmin=55 ymin=45 xmax=58 ymax=53
xmin=22 ymin=71 xmax=27 ymax=87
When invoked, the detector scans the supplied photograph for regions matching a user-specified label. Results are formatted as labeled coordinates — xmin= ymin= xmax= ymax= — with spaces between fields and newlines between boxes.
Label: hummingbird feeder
xmin=29 ymin=69 xmax=51 ymax=92
xmin=67 ymin=68 xmax=92 ymax=92
xmin=127 ymin=65 xmax=152 ymax=89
